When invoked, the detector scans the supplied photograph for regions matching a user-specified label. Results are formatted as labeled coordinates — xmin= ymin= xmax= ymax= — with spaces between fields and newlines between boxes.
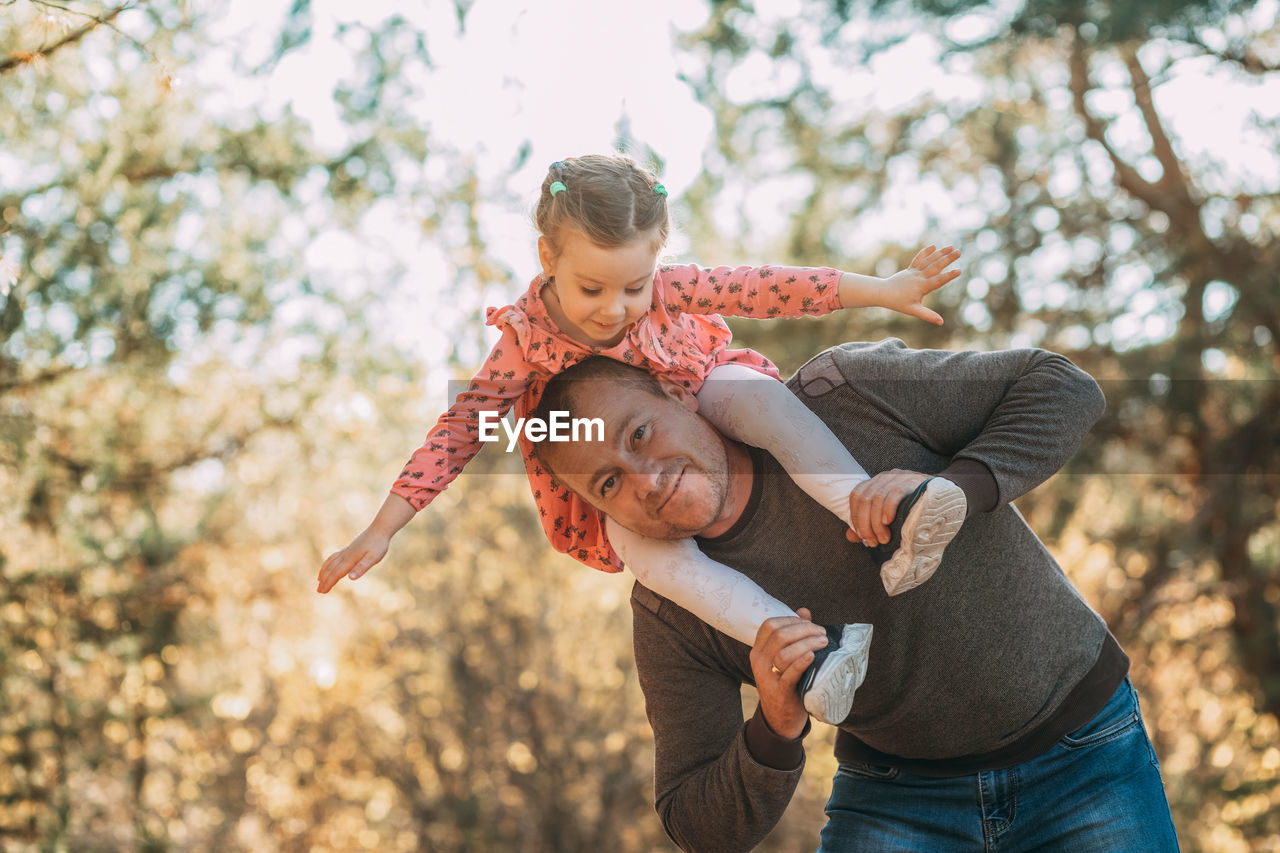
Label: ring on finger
xmin=770 ymin=664 xmax=782 ymax=676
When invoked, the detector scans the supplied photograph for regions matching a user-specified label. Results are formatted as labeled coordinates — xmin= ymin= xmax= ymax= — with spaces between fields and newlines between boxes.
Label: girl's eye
xmin=581 ymin=287 xmax=601 ymax=296
xmin=625 ymin=286 xmax=646 ymax=295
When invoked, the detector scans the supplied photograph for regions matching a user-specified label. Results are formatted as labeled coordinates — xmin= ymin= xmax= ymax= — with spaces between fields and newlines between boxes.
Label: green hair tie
xmin=549 ymin=181 xmax=567 ymax=197
xmin=654 ymin=184 xmax=668 ymax=196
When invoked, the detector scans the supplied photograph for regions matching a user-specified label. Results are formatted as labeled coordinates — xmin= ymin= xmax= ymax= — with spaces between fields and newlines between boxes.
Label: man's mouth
xmin=655 ymin=467 xmax=684 ymax=513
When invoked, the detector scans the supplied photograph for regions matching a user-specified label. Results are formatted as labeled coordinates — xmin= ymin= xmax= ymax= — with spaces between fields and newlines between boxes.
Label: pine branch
xmin=1120 ymin=45 xmax=1187 ymax=197
xmin=1067 ymin=32 xmax=1167 ymax=213
xmin=0 ymin=364 xmax=77 ymax=394
xmin=0 ymin=2 xmax=137 ymax=74
xmin=1185 ymin=37 xmax=1280 ymax=75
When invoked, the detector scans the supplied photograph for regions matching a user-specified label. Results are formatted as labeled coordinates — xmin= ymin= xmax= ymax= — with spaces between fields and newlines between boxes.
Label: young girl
xmin=317 ymin=153 xmax=967 ymax=726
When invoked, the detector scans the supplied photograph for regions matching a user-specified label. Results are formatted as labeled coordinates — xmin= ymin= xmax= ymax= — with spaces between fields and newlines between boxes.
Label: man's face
xmin=543 ymin=381 xmax=732 ymax=539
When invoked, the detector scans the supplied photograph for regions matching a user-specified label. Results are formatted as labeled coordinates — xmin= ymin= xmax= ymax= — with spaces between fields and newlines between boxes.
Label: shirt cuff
xmin=938 ymin=458 xmax=998 ymax=516
xmin=744 ymin=704 xmax=810 ymax=771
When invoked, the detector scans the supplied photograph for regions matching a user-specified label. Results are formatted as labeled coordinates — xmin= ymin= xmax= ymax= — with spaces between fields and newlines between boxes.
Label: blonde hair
xmin=533 ymin=153 xmax=670 ymax=258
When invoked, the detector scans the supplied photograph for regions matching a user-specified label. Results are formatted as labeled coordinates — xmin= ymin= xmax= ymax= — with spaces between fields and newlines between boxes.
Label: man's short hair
xmin=530 ymin=357 xmax=668 ymax=477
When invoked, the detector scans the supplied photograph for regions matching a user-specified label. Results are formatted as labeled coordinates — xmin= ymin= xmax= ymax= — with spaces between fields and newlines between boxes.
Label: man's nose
xmin=632 ymin=461 xmax=667 ymax=506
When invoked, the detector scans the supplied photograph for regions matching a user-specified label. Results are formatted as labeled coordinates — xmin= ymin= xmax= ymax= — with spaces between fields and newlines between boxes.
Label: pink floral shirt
xmin=392 ymin=262 xmax=844 ymax=572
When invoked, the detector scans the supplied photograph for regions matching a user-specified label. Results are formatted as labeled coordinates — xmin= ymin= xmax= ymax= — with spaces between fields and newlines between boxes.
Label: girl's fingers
xmin=925 ymin=249 xmax=956 ymax=273
xmin=318 ymin=551 xmax=357 ymax=591
xmin=922 ymin=269 xmax=961 ymax=293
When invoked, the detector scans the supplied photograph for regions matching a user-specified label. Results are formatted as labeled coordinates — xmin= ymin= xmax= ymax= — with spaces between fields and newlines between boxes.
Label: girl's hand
xmin=881 ymin=245 xmax=962 ymax=325
xmin=317 ymin=528 xmax=390 ymax=593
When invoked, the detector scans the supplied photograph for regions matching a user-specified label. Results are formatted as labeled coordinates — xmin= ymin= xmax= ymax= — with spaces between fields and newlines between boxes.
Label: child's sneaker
xmin=871 ymin=476 xmax=967 ymax=596
xmin=800 ymin=623 xmax=873 ymax=725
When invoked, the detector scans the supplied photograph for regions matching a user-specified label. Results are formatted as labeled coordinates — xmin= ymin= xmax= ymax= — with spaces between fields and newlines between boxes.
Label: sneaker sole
xmin=802 ymin=623 xmax=873 ymax=725
xmin=880 ymin=478 xmax=967 ymax=596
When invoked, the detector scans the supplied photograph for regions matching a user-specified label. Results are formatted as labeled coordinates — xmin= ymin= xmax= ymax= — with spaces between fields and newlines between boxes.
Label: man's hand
xmin=749 ymin=607 xmax=828 ymax=739
xmin=845 ymin=469 xmax=930 ymax=547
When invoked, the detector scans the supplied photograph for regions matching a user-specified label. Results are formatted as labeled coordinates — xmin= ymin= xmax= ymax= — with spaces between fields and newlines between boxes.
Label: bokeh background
xmin=3 ymin=0 xmax=1278 ymax=850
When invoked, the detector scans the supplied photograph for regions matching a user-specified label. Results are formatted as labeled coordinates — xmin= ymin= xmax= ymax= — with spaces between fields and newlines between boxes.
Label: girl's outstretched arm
xmin=662 ymin=246 xmax=959 ymax=326
xmin=318 ymin=323 xmax=537 ymax=593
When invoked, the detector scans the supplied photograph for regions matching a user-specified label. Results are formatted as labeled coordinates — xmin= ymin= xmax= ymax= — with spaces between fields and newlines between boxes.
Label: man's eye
xmin=599 ymin=475 xmax=616 ymax=497
xmin=632 ymin=424 xmax=647 ymax=444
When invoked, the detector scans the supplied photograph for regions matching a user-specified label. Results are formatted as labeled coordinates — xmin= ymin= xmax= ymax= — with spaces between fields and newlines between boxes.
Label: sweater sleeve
xmin=658 ymin=263 xmax=844 ymax=320
xmin=825 ymin=338 xmax=1106 ymax=507
xmin=632 ymin=588 xmax=804 ymax=853
xmin=390 ymin=325 xmax=536 ymax=510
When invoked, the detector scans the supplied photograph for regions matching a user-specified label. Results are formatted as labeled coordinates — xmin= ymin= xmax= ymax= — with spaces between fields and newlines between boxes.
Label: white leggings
xmin=607 ymin=364 xmax=868 ymax=646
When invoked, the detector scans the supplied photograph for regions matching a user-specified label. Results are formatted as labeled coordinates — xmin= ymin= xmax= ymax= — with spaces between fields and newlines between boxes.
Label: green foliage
xmin=2 ymin=1 xmax=662 ymax=850
xmin=4 ymin=0 xmax=1279 ymax=849
xmin=681 ymin=1 xmax=1280 ymax=847
xmin=869 ymin=0 xmax=1260 ymax=44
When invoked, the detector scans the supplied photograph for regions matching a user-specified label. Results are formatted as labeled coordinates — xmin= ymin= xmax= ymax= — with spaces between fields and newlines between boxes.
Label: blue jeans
xmin=818 ymin=678 xmax=1179 ymax=851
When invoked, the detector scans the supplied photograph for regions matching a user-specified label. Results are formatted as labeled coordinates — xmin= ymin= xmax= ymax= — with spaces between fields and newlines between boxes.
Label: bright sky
xmin=156 ymin=0 xmax=1280 ymax=370
xmin=190 ymin=0 xmax=725 ymax=372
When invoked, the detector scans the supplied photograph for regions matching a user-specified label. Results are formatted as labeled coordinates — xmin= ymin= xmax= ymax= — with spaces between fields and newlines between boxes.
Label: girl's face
xmin=539 ymin=228 xmax=660 ymax=347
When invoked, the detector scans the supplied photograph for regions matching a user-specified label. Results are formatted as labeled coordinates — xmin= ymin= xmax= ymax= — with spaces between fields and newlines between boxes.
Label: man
xmin=530 ymin=338 xmax=1179 ymax=852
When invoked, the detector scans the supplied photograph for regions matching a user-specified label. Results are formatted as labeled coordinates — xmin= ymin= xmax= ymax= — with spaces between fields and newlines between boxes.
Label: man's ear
xmin=537 ymin=236 xmax=555 ymax=279
xmin=660 ymin=381 xmax=699 ymax=412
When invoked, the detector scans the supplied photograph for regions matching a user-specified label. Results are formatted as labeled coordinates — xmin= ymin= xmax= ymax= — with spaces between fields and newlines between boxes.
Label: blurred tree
xmin=675 ymin=0 xmax=1279 ymax=847
xmin=0 ymin=0 xmax=377 ymax=844
xmin=3 ymin=2 xmax=670 ymax=851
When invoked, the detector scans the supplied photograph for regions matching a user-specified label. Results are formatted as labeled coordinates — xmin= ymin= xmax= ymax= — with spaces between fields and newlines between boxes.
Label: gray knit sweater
xmin=629 ymin=339 xmax=1115 ymax=853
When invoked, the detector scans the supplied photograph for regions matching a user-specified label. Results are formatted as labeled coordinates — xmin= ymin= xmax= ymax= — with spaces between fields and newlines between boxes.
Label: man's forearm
xmin=938 ymin=457 xmax=998 ymax=516
xmin=820 ymin=342 xmax=1105 ymax=508
xmin=950 ymin=350 xmax=1105 ymax=506
xmin=635 ymin=600 xmax=804 ymax=853
xmin=656 ymin=724 xmax=804 ymax=853
xmin=744 ymin=704 xmax=808 ymax=771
